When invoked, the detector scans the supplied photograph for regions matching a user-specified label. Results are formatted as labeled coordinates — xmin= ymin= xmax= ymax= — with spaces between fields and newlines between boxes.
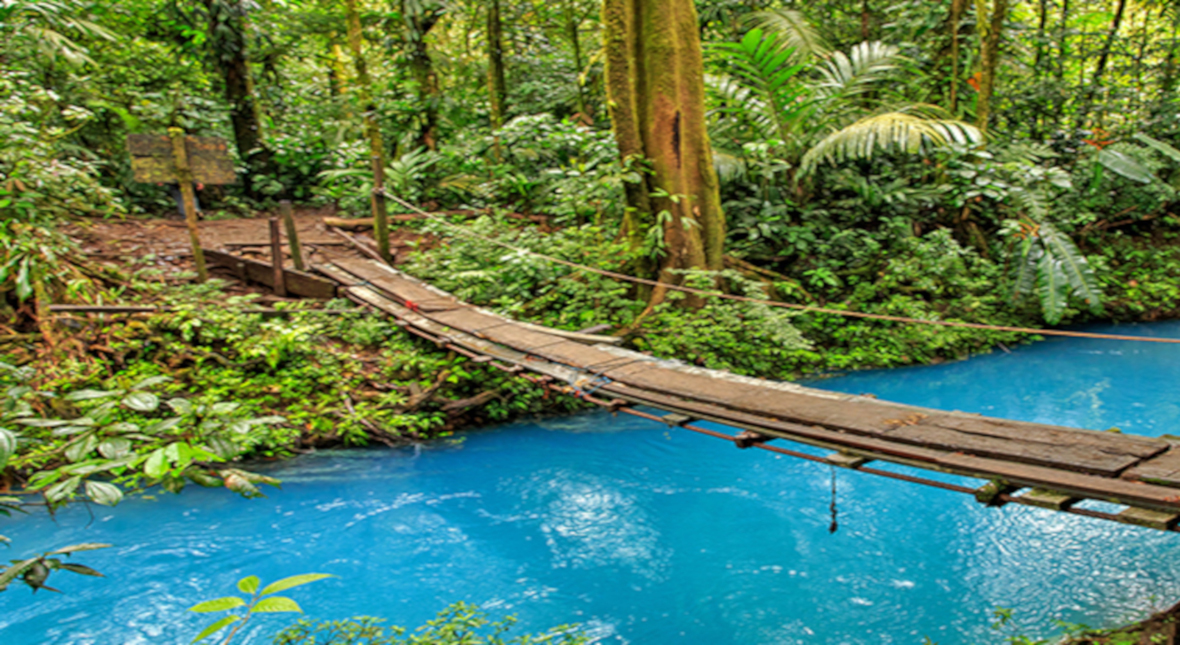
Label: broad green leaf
xmin=1133 ymin=133 xmax=1180 ymax=163
xmin=250 ymin=596 xmax=302 ymax=613
xmin=168 ymin=398 xmax=194 ymax=415
xmin=123 ymin=392 xmax=160 ymax=412
xmin=98 ymin=438 xmax=132 ymax=459
xmin=188 ymin=596 xmax=247 ymax=613
xmin=144 ymin=449 xmax=168 ymax=479
xmin=260 ymin=573 xmax=334 ymax=596
xmin=106 ymin=422 xmax=139 ymax=434
xmin=50 ymin=425 xmax=91 ymax=437
xmin=63 ymin=389 xmax=117 ymax=402
xmin=44 ymin=476 xmax=81 ymax=503
xmin=131 ymin=376 xmax=171 ymax=390
xmin=0 ymin=428 xmax=16 ymax=469
xmin=237 ymin=575 xmax=260 ymax=594
xmin=1096 ymin=148 xmax=1154 ymax=184
xmin=210 ymin=402 xmax=240 ymax=416
xmin=84 ymin=480 xmax=123 ymax=506
xmin=191 ymin=615 xmax=239 ymax=643
xmin=65 ymin=434 xmax=98 ymax=462
xmin=145 ymin=418 xmax=182 ymax=435
xmin=0 ymin=557 xmax=39 ymax=591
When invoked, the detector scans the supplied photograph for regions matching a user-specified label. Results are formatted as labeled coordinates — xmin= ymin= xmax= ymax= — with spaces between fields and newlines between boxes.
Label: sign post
xmin=127 ymin=131 xmax=236 ymax=283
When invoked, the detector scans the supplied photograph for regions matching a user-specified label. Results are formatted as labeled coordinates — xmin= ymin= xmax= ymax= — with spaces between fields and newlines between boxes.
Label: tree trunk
xmin=345 ymin=0 xmax=391 ymax=261
xmin=487 ymin=0 xmax=507 ymax=159
xmin=947 ymin=0 xmax=965 ymax=113
xmin=975 ymin=0 xmax=1008 ymax=131
xmin=860 ymin=0 xmax=871 ymax=41
xmin=565 ymin=0 xmax=589 ymax=120
xmin=402 ymin=1 xmax=443 ymax=151
xmin=602 ymin=0 xmax=726 ymax=307
xmin=203 ymin=0 xmax=269 ymax=197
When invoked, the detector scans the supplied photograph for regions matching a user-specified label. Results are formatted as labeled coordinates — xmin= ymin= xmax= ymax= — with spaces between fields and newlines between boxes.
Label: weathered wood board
xmin=127 ymin=134 xmax=236 ymax=185
xmin=206 ymin=250 xmax=337 ymax=299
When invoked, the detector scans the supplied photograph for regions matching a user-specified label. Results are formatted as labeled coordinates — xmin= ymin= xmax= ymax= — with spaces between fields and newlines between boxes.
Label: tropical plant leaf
xmin=62 ymin=389 xmax=117 ymax=402
xmin=191 ymin=615 xmax=240 ymax=643
xmin=1132 ymin=133 xmax=1180 ymax=163
xmin=44 ymin=543 xmax=111 ymax=556
xmin=259 ymin=573 xmax=335 ymax=596
xmin=122 ymin=392 xmax=159 ymax=412
xmin=0 ymin=427 xmax=16 ymax=469
xmin=1039 ymin=223 xmax=1104 ymax=315
xmin=84 ymin=480 xmax=123 ymax=507
xmin=237 ymin=575 xmax=260 ymax=594
xmin=744 ymin=8 xmax=829 ymax=62
xmin=814 ymin=41 xmax=902 ymax=99
xmin=1035 ymin=251 xmax=1070 ymax=324
xmin=251 ymin=596 xmax=302 ymax=613
xmin=189 ymin=596 xmax=247 ymax=613
xmin=1096 ymin=148 xmax=1153 ymax=184
xmin=800 ymin=110 xmax=982 ymax=174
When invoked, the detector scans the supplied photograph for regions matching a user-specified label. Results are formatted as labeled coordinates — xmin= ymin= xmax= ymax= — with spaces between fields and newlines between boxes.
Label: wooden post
xmin=279 ymin=200 xmax=304 ymax=271
xmin=167 ymin=127 xmax=208 ymax=282
xmin=371 ymin=155 xmax=391 ymax=263
xmin=269 ymin=217 xmax=286 ymax=297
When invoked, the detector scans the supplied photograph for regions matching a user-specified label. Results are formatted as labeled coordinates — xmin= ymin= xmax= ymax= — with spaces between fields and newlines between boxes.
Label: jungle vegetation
xmin=4 ymin=0 xmax=1180 ymax=640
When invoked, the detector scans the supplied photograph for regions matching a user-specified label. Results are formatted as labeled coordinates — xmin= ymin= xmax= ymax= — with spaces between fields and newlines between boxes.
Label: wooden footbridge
xmin=248 ymin=253 xmax=1180 ymax=535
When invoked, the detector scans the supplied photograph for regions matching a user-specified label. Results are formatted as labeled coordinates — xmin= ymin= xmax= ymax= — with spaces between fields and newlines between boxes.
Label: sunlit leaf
xmin=188 ymin=596 xmax=247 ymax=613
xmin=191 ymin=615 xmax=239 ymax=643
xmin=84 ymin=480 xmax=123 ymax=507
xmin=123 ymin=392 xmax=160 ymax=412
xmin=250 ymin=596 xmax=302 ymax=613
xmin=259 ymin=573 xmax=334 ymax=596
xmin=237 ymin=576 xmax=260 ymax=594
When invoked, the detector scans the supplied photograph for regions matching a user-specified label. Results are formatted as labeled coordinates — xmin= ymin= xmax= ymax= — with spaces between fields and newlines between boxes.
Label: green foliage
xmin=190 ymin=573 xmax=335 ymax=644
xmin=0 ymin=542 xmax=109 ymax=594
xmin=0 ymin=362 xmax=284 ymax=508
xmin=273 ymin=603 xmax=587 ymax=645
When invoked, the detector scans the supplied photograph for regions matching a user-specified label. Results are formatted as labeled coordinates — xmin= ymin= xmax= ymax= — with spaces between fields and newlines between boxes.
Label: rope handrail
xmin=385 ymin=195 xmax=1180 ymax=345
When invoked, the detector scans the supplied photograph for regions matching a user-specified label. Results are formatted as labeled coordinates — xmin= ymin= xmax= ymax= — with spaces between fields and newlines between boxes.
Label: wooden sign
xmin=127 ymin=134 xmax=237 ymax=185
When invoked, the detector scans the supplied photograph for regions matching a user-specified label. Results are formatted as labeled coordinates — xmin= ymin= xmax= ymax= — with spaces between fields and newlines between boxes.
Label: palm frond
xmin=705 ymin=73 xmax=776 ymax=142
xmin=814 ymin=41 xmax=901 ymax=99
xmin=799 ymin=110 xmax=982 ymax=174
xmin=709 ymin=29 xmax=810 ymax=143
xmin=1038 ymin=222 xmax=1104 ymax=316
xmin=743 ymin=9 xmax=829 ymax=63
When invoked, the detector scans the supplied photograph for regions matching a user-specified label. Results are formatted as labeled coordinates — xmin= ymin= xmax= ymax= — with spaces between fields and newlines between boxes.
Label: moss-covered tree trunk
xmin=402 ymin=1 xmax=443 ymax=151
xmin=345 ymin=0 xmax=390 ymax=261
xmin=975 ymin=0 xmax=1007 ymax=131
xmin=202 ymin=0 xmax=270 ymax=198
xmin=487 ymin=0 xmax=507 ymax=159
xmin=602 ymin=0 xmax=725 ymax=306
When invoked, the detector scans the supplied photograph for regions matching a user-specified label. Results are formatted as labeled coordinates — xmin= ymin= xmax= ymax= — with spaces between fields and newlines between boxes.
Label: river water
xmin=3 ymin=321 xmax=1180 ymax=644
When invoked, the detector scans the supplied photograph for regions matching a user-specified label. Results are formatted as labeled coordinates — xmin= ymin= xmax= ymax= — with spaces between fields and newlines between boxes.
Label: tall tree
xmin=401 ymin=0 xmax=444 ymax=151
xmin=602 ymin=0 xmax=725 ymax=306
xmin=197 ymin=0 xmax=271 ymax=196
xmin=974 ymin=0 xmax=1008 ymax=130
xmin=487 ymin=0 xmax=507 ymax=158
xmin=345 ymin=0 xmax=390 ymax=260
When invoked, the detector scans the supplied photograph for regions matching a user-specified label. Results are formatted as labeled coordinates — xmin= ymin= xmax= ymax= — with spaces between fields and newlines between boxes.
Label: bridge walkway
xmin=313 ymin=256 xmax=1180 ymax=533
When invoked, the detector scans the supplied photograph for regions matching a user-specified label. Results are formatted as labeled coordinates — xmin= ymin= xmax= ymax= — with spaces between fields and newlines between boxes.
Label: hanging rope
xmin=828 ymin=466 xmax=839 ymax=534
xmin=385 ymin=194 xmax=1180 ymax=345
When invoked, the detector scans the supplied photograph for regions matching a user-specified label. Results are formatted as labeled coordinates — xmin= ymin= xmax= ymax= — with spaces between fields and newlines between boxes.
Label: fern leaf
xmin=1036 ymin=251 xmax=1069 ymax=324
xmin=1038 ymin=223 xmax=1104 ymax=315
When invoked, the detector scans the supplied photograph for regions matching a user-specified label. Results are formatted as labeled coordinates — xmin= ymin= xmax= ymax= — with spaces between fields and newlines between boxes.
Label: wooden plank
xmin=127 ymin=134 xmax=236 ymax=185
xmin=1117 ymin=507 xmax=1180 ymax=530
xmin=827 ymin=453 xmax=870 ymax=468
xmin=1123 ymin=444 xmax=1180 ymax=488
xmin=205 ymin=250 xmax=337 ymax=299
xmin=329 ymin=258 xmax=460 ymax=312
xmin=1018 ymin=489 xmax=1078 ymax=510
